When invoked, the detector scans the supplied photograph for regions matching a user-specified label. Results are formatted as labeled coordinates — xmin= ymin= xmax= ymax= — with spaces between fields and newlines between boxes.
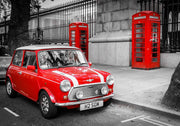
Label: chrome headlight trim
xmin=76 ymin=90 xmax=84 ymax=99
xmin=106 ymin=75 xmax=114 ymax=85
xmin=101 ymin=86 xmax=109 ymax=95
xmin=60 ymin=80 xmax=71 ymax=92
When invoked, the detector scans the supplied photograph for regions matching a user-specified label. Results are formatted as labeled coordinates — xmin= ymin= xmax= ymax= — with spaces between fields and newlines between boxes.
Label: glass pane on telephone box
xmin=80 ymin=30 xmax=86 ymax=51
xmin=135 ymin=23 xmax=145 ymax=63
xmin=71 ymin=31 xmax=75 ymax=46
xmin=151 ymin=23 xmax=159 ymax=62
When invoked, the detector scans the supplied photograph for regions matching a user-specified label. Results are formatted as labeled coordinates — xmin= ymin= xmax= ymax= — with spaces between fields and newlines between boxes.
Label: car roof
xmin=16 ymin=44 xmax=79 ymax=51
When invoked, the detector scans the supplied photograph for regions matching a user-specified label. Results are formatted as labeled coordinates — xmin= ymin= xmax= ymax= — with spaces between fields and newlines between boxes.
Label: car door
xmin=20 ymin=51 xmax=39 ymax=100
xmin=10 ymin=50 xmax=24 ymax=91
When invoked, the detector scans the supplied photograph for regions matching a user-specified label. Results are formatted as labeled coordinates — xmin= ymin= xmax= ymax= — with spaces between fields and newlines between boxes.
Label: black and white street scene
xmin=1 ymin=0 xmax=180 ymax=126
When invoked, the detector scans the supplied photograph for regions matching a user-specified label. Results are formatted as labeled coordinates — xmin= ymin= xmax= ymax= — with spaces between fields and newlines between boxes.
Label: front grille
xmin=68 ymin=83 xmax=108 ymax=101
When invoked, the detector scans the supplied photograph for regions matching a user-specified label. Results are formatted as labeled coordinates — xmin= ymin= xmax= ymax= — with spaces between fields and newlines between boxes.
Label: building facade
xmin=89 ymin=0 xmax=137 ymax=66
xmin=29 ymin=0 xmax=96 ymax=43
xmin=89 ymin=0 xmax=180 ymax=68
xmin=0 ymin=0 xmax=180 ymax=68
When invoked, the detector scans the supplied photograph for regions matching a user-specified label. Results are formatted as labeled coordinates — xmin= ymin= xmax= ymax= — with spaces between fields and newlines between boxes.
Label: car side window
xmin=12 ymin=51 xmax=23 ymax=66
xmin=23 ymin=51 xmax=37 ymax=69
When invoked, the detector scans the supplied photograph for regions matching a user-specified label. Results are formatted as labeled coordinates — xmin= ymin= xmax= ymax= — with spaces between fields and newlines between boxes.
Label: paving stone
xmin=128 ymin=0 xmax=138 ymax=9
xmin=96 ymin=23 xmax=103 ymax=33
xmin=102 ymin=12 xmax=112 ymax=22
xmin=112 ymin=10 xmax=130 ymax=21
xmin=112 ymin=21 xmax=121 ymax=31
xmin=120 ymin=0 xmax=128 ymax=9
xmin=103 ymin=22 xmax=113 ymax=32
xmin=120 ymin=20 xmax=130 ymax=30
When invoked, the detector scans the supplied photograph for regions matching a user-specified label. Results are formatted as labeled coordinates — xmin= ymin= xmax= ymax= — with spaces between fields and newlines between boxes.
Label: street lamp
xmin=3 ymin=11 xmax=7 ymax=45
xmin=35 ymin=4 xmax=41 ymax=44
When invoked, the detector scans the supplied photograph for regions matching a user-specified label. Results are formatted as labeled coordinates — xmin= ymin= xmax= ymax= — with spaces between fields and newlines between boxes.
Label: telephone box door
xmin=132 ymin=22 xmax=146 ymax=67
xmin=150 ymin=21 xmax=160 ymax=67
xmin=79 ymin=30 xmax=88 ymax=60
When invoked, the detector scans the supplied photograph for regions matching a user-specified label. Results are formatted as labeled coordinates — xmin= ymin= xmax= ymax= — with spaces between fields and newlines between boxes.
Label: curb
xmin=112 ymin=98 xmax=180 ymax=119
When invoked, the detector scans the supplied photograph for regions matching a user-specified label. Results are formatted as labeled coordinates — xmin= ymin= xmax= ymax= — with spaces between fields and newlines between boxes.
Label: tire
xmin=104 ymin=98 xmax=112 ymax=107
xmin=39 ymin=91 xmax=57 ymax=118
xmin=6 ymin=79 xmax=17 ymax=98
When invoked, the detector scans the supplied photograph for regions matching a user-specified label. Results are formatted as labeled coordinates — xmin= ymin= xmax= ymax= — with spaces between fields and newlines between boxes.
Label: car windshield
xmin=38 ymin=49 xmax=88 ymax=69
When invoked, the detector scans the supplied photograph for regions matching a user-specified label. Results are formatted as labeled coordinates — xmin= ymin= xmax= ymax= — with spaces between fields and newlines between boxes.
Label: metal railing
xmin=138 ymin=0 xmax=180 ymax=53
xmin=29 ymin=0 xmax=97 ymax=44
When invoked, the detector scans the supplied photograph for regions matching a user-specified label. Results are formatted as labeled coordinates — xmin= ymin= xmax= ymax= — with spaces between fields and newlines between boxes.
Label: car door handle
xmin=18 ymin=71 xmax=22 ymax=75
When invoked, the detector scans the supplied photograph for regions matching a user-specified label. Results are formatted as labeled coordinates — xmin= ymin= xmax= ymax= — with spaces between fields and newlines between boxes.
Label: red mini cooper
xmin=5 ymin=45 xmax=114 ymax=118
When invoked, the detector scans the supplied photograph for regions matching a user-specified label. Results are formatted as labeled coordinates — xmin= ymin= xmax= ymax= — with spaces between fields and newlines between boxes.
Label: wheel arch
xmin=38 ymin=87 xmax=56 ymax=103
xmin=6 ymin=75 xmax=13 ymax=86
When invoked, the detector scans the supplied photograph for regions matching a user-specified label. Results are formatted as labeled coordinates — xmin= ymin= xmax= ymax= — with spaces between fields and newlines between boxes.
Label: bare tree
xmin=0 ymin=0 xmax=53 ymax=55
xmin=8 ymin=0 xmax=31 ymax=55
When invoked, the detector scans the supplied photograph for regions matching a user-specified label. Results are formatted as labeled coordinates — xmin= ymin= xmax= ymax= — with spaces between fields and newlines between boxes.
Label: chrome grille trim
xmin=68 ymin=83 xmax=108 ymax=101
xmin=55 ymin=94 xmax=114 ymax=107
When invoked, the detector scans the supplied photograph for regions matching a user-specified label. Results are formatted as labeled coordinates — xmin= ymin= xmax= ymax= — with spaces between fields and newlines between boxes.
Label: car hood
xmin=41 ymin=67 xmax=109 ymax=86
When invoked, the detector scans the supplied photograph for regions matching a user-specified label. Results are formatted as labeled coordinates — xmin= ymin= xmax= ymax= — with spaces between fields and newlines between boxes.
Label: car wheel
xmin=39 ymin=91 xmax=57 ymax=118
xmin=104 ymin=98 xmax=112 ymax=107
xmin=6 ymin=79 xmax=17 ymax=98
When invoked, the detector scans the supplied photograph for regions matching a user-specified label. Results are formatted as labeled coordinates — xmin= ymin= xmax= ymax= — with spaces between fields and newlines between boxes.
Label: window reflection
xmin=38 ymin=49 xmax=87 ymax=69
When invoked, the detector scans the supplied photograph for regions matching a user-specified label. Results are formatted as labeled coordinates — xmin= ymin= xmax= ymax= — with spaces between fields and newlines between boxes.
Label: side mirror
xmin=27 ymin=65 xmax=36 ymax=71
xmin=88 ymin=62 xmax=92 ymax=67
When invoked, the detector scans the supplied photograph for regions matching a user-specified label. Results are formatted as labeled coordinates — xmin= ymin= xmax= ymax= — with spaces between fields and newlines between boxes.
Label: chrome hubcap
xmin=7 ymin=82 xmax=12 ymax=95
xmin=40 ymin=95 xmax=49 ymax=114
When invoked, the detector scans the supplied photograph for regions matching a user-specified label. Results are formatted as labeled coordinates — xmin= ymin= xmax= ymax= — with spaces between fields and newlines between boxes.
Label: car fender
xmin=40 ymin=87 xmax=56 ymax=103
xmin=6 ymin=74 xmax=13 ymax=86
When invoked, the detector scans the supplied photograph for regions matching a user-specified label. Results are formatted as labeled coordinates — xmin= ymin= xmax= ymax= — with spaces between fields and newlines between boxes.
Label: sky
xmin=41 ymin=0 xmax=74 ymax=9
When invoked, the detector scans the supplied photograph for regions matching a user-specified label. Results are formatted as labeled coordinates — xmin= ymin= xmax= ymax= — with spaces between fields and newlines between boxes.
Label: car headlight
xmin=106 ymin=75 xmax=114 ymax=85
xmin=60 ymin=80 xmax=71 ymax=92
xmin=76 ymin=90 xmax=84 ymax=99
xmin=101 ymin=86 xmax=109 ymax=95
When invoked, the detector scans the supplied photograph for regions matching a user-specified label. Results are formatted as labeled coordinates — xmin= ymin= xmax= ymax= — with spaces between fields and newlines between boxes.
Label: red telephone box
xmin=132 ymin=11 xmax=160 ymax=69
xmin=69 ymin=22 xmax=89 ymax=60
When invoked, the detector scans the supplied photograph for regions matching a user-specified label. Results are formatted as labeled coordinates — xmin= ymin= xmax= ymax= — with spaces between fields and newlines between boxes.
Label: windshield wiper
xmin=58 ymin=63 xmax=73 ymax=68
xmin=78 ymin=63 xmax=88 ymax=66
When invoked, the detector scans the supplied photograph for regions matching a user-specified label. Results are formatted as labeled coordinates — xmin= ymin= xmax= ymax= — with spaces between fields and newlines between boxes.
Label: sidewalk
xmin=92 ymin=64 xmax=180 ymax=117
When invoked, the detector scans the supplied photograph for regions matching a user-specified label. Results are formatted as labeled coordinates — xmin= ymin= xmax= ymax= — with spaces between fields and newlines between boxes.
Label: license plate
xmin=80 ymin=100 xmax=103 ymax=111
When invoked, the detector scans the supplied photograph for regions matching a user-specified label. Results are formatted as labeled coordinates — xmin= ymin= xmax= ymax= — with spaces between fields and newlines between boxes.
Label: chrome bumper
xmin=55 ymin=94 xmax=114 ymax=107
